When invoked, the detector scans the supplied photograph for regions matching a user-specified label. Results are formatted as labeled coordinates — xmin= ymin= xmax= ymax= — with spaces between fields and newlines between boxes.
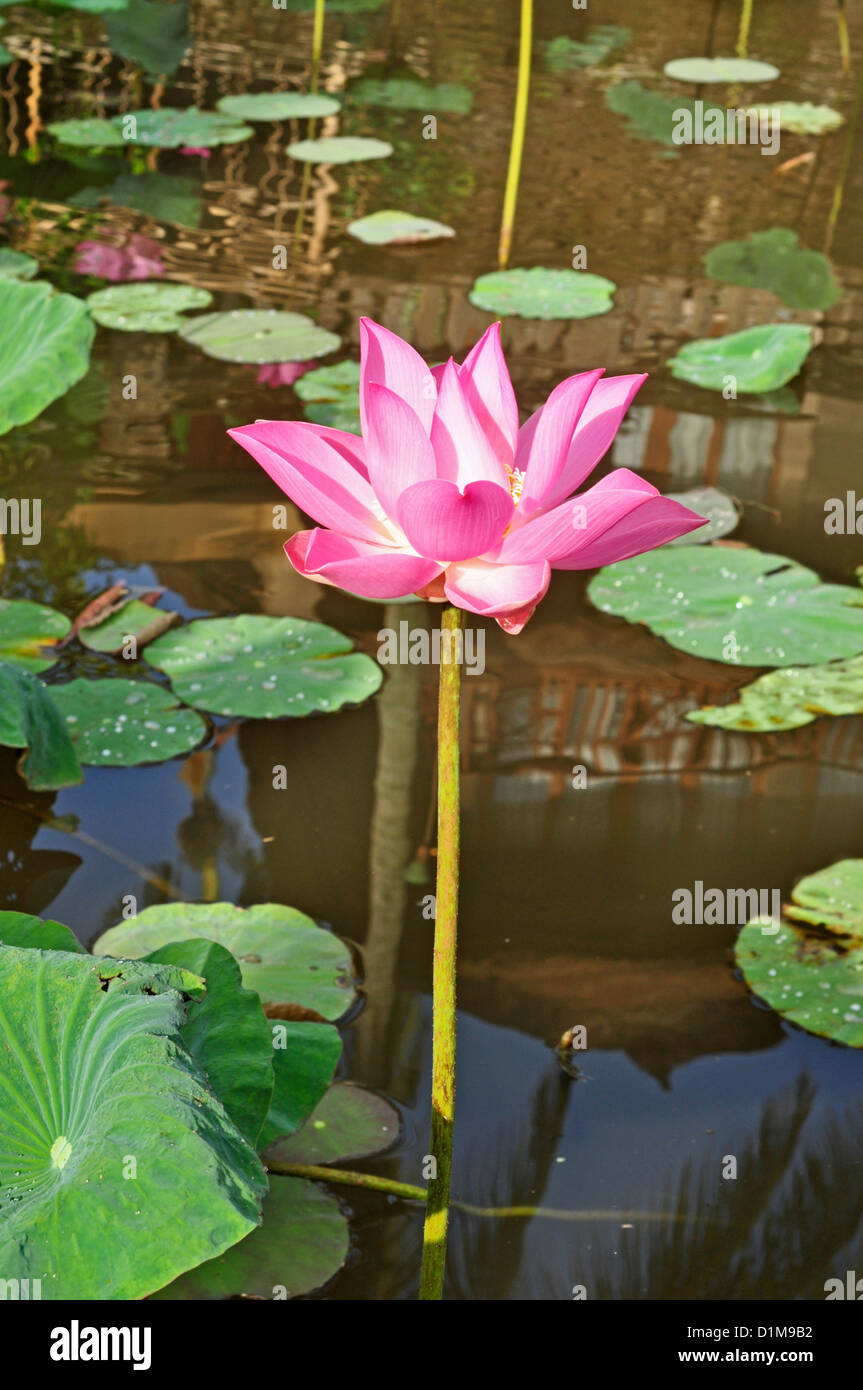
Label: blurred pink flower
xmin=180 ymin=146 xmax=211 ymax=157
xmin=229 ymin=319 xmax=705 ymax=633
xmin=255 ymin=361 xmax=315 ymax=388
xmin=74 ymin=233 xmax=165 ymax=282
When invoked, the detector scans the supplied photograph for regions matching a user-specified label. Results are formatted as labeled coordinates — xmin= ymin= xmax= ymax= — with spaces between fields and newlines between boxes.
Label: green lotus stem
xmin=311 ymin=0 xmax=325 ymax=92
xmin=825 ymin=54 xmax=863 ymax=252
xmin=735 ymin=0 xmax=754 ymax=58
xmin=418 ymin=603 xmax=462 ymax=1300
xmin=498 ymin=0 xmax=532 ymax=270
xmin=837 ymin=1 xmax=851 ymax=73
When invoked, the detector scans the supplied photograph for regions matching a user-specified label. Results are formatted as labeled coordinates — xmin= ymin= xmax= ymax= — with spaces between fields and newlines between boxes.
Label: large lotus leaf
xmin=76 ymin=596 xmax=179 ymax=651
xmin=0 ymin=599 xmax=70 ymax=672
xmin=348 ymin=78 xmax=473 ymax=113
xmin=664 ymin=57 xmax=779 ymax=83
xmin=735 ymin=919 xmax=863 ymax=1047
xmin=49 ymin=108 xmax=253 ymax=149
xmin=86 ymin=282 xmax=213 ymax=332
xmin=145 ymin=938 xmax=274 ymax=1146
xmin=668 ymin=324 xmax=814 ymax=393
xmin=145 ymin=614 xmax=382 ymax=717
xmin=92 ymin=901 xmax=356 ymax=1018
xmin=0 ymin=946 xmax=267 ymax=1299
xmin=469 ymin=267 xmax=616 ymax=320
xmin=605 ymin=81 xmax=695 ymax=151
xmin=50 ymin=678 xmax=208 ymax=766
xmin=217 ymin=92 xmax=341 ymax=120
xmin=72 ymin=172 xmax=202 ymax=227
xmin=747 ymin=102 xmax=844 ymax=136
xmin=0 ymin=664 xmax=82 ymax=791
xmin=704 ymin=229 xmax=840 ymax=311
xmin=178 ymin=309 xmax=340 ymax=363
xmin=664 ymin=487 xmax=739 ymax=546
xmin=544 ymin=26 xmax=630 ymax=70
xmin=294 ymin=358 xmax=361 ymax=432
xmin=152 ymin=1175 xmax=347 ymax=1299
xmin=287 ymin=136 xmax=393 ymax=164
xmin=104 ymin=0 xmax=191 ymax=77
xmin=687 ymin=655 xmax=863 ymax=732
xmin=0 ymin=250 xmax=38 ymax=280
xmin=588 ymin=546 xmax=863 ymax=667
xmin=346 ymin=209 xmax=455 ymax=245
xmin=784 ymin=860 xmax=863 ymax=937
xmin=0 ymin=280 xmax=94 ymax=434
xmin=265 ymin=1082 xmax=400 ymax=1165
xmin=0 ymin=910 xmax=84 ymax=953
xmin=48 ymin=117 xmax=128 ymax=147
xmin=259 ymin=1020 xmax=342 ymax=1149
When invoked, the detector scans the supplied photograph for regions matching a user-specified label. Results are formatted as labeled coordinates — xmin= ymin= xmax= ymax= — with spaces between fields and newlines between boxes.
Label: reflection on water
xmin=0 ymin=0 xmax=862 ymax=1298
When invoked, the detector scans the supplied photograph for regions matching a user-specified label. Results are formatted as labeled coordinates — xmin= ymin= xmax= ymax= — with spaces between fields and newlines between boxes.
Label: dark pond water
xmin=1 ymin=0 xmax=862 ymax=1298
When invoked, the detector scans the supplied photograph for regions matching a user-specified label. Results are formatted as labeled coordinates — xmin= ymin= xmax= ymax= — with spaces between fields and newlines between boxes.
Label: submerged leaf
xmin=704 ymin=228 xmax=840 ymax=311
xmin=265 ymin=1082 xmax=400 ymax=1165
xmin=348 ymin=78 xmax=472 ymax=113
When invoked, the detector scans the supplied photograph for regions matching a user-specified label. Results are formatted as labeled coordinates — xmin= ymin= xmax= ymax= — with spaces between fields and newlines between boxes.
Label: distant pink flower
xmin=180 ymin=146 xmax=211 ymax=157
xmin=229 ymin=319 xmax=705 ymax=633
xmin=0 ymin=181 xmax=11 ymax=223
xmin=255 ymin=361 xmax=315 ymax=388
xmin=74 ymin=233 xmax=165 ymax=282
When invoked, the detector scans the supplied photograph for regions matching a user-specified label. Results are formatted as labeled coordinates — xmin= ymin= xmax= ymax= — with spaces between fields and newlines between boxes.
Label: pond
xmin=0 ymin=0 xmax=862 ymax=1303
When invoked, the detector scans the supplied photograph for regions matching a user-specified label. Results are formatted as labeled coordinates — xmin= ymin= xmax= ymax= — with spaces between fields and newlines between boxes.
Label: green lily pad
xmin=664 ymin=487 xmax=739 ymax=546
xmin=145 ymin=613 xmax=382 ymax=717
xmin=265 ymin=1082 xmax=400 ymax=1165
xmin=49 ymin=678 xmax=208 ymax=766
xmin=0 ymin=665 xmax=82 ymax=791
xmin=0 ymin=280 xmax=94 ymax=434
xmin=687 ymin=654 xmax=863 ymax=732
xmin=0 ymin=598 xmax=70 ymax=672
xmin=747 ymin=102 xmax=844 ymax=136
xmin=72 ymin=172 xmax=202 ymax=227
xmin=152 ymin=1175 xmax=347 ymax=1299
xmin=47 ymin=117 xmax=128 ymax=147
xmin=605 ymin=81 xmax=696 ymax=151
xmin=287 ymin=136 xmax=393 ymax=164
xmin=704 ymin=229 xmax=840 ymax=311
xmin=104 ymin=0 xmax=191 ymax=77
xmin=735 ymin=917 xmax=863 ymax=1047
xmin=346 ymin=209 xmax=455 ymax=245
xmin=294 ymin=358 xmax=361 ymax=433
xmin=544 ymin=26 xmax=630 ymax=70
xmin=0 ymin=911 xmax=85 ymax=954
xmin=49 ymin=108 xmax=253 ymax=149
xmin=86 ymin=282 xmax=213 ymax=332
xmin=92 ymin=901 xmax=356 ymax=1017
xmin=348 ymin=78 xmax=473 ymax=113
xmin=178 ymin=309 xmax=340 ymax=364
xmin=668 ymin=323 xmax=814 ymax=394
xmin=217 ymin=92 xmax=341 ymax=120
xmin=145 ymin=938 xmax=274 ymax=1147
xmin=664 ymin=57 xmax=779 ymax=83
xmin=259 ymin=1021 xmax=342 ymax=1149
xmin=0 ymin=249 xmax=38 ymax=280
xmin=469 ymin=267 xmax=616 ymax=320
xmin=784 ymin=860 xmax=863 ymax=936
xmin=76 ymin=596 xmax=179 ymax=651
xmin=0 ymin=946 xmax=267 ymax=1299
xmin=588 ymin=546 xmax=863 ymax=667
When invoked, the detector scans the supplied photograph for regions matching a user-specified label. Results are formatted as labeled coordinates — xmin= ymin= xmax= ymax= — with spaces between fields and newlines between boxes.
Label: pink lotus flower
xmin=229 ymin=319 xmax=705 ymax=632
xmin=180 ymin=146 xmax=211 ymax=157
xmin=74 ymin=233 xmax=165 ymax=282
xmin=255 ymin=361 xmax=315 ymax=388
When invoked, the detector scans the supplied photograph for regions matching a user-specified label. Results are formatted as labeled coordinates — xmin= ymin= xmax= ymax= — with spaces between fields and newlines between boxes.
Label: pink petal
xmin=552 ymin=477 xmax=707 ymax=569
xmin=360 ymin=317 xmax=437 ymax=437
xmin=494 ymin=469 xmax=658 ymax=564
xmin=515 ymin=369 xmax=605 ymax=517
xmin=496 ymin=604 xmax=540 ymax=634
xmin=397 ymin=478 xmax=513 ymax=562
xmin=458 ymin=322 xmax=519 ymax=470
xmin=443 ymin=558 xmax=551 ymax=617
xmin=287 ymin=529 xmax=442 ymax=598
xmin=364 ymin=382 xmax=436 ymax=520
xmin=293 ymin=421 xmax=368 ymax=478
xmin=430 ymin=359 xmax=509 ymax=489
xmin=542 ymin=374 xmax=648 ymax=511
xmin=74 ymin=242 xmax=129 ymax=280
xmin=228 ymin=421 xmax=390 ymax=545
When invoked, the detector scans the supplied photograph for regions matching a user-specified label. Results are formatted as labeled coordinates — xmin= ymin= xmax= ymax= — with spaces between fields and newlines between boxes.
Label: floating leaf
xmin=152 ymin=1175 xmax=347 ymax=1299
xmin=287 ymin=136 xmax=393 ymax=164
xmin=605 ymin=81 xmax=695 ymax=151
xmin=0 ymin=598 xmax=70 ymax=672
xmin=588 ymin=546 xmax=863 ymax=667
xmin=294 ymin=358 xmax=361 ymax=432
xmin=217 ymin=92 xmax=341 ymax=120
xmin=145 ymin=938 xmax=274 ymax=1146
xmin=0 ymin=946 xmax=267 ymax=1299
xmin=544 ymin=26 xmax=630 ymax=70
xmin=265 ymin=1082 xmax=400 ymax=1165
xmin=260 ymin=1021 xmax=342 ymax=1149
xmin=50 ymin=678 xmax=207 ymax=766
xmin=469 ymin=267 xmax=615 ymax=320
xmin=77 ymin=595 xmax=179 ymax=651
xmin=664 ymin=487 xmax=739 ymax=546
xmin=348 ymin=78 xmax=473 ymax=113
xmin=0 ymin=665 xmax=81 ymax=790
xmin=687 ymin=654 xmax=863 ymax=731
xmin=146 ymin=613 xmax=382 ymax=717
xmin=0 ymin=249 xmax=38 ymax=280
xmin=49 ymin=108 xmax=253 ymax=149
xmin=86 ymin=282 xmax=213 ymax=332
xmin=0 ymin=910 xmax=84 ymax=954
xmin=346 ymin=209 xmax=455 ymax=245
xmin=93 ymin=901 xmax=356 ymax=1017
xmin=747 ymin=102 xmax=844 ymax=136
xmin=664 ymin=57 xmax=779 ymax=83
xmin=704 ymin=229 xmax=840 ymax=311
xmin=104 ymin=0 xmax=191 ymax=76
xmin=178 ymin=309 xmax=340 ymax=363
xmin=668 ymin=324 xmax=814 ymax=394
xmin=72 ymin=171 xmax=202 ymax=227
xmin=785 ymin=861 xmax=863 ymax=936
xmin=736 ymin=908 xmax=863 ymax=1048
xmin=0 ymin=280 xmax=94 ymax=434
